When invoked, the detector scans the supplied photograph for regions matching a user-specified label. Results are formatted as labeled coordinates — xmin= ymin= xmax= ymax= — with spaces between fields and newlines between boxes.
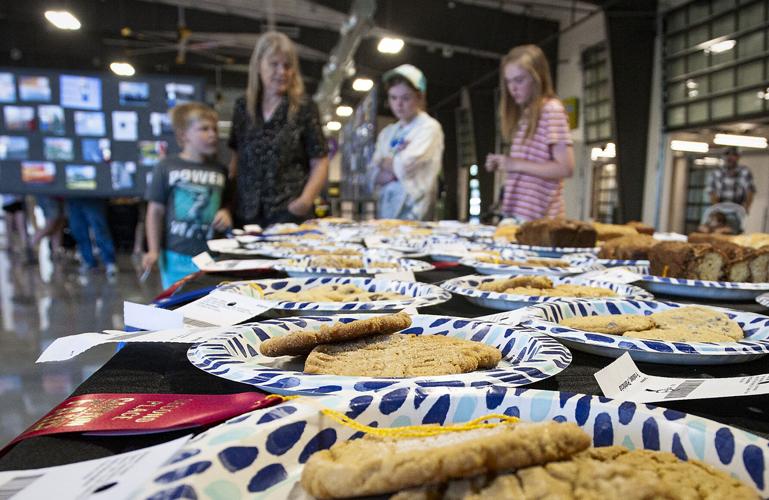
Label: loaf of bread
xmin=515 ymin=218 xmax=597 ymax=248
xmin=626 ymin=220 xmax=655 ymax=235
xmin=598 ymin=234 xmax=656 ymax=260
xmin=648 ymin=241 xmax=725 ymax=281
xmin=592 ymin=222 xmax=639 ymax=241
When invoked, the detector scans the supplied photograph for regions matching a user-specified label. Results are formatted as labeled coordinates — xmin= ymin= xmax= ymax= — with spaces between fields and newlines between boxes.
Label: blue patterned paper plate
xmin=217 ymin=277 xmax=451 ymax=314
xmin=499 ymin=242 xmax=600 ymax=258
xmin=459 ymin=255 xmax=602 ymax=276
xmin=757 ymin=292 xmax=769 ymax=309
xmin=272 ymin=257 xmax=434 ymax=277
xmin=187 ymin=314 xmax=572 ymax=396
xmin=441 ymin=274 xmax=653 ymax=311
xmin=637 ymin=275 xmax=769 ymax=301
xmin=520 ymin=298 xmax=769 ymax=365
xmin=137 ymin=387 xmax=769 ymax=499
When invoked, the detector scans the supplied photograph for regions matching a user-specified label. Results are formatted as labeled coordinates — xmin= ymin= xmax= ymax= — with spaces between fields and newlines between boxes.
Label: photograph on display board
xmin=21 ymin=161 xmax=56 ymax=184
xmin=19 ymin=76 xmax=51 ymax=102
xmin=82 ymin=138 xmax=111 ymax=162
xmin=74 ymin=111 xmax=106 ymax=136
xmin=0 ymin=73 xmax=15 ymax=103
xmin=112 ymin=110 xmax=138 ymax=141
xmin=0 ymin=136 xmax=29 ymax=160
xmin=3 ymin=106 xmax=36 ymax=131
xmin=118 ymin=81 xmax=150 ymax=106
xmin=65 ymin=164 xmax=97 ymax=190
xmin=149 ymin=111 xmax=172 ymax=136
xmin=110 ymin=161 xmax=136 ymax=190
xmin=138 ymin=140 xmax=167 ymax=166
xmin=38 ymin=105 xmax=65 ymax=135
xmin=165 ymin=82 xmax=195 ymax=107
xmin=44 ymin=137 xmax=74 ymax=161
xmin=60 ymin=75 xmax=102 ymax=110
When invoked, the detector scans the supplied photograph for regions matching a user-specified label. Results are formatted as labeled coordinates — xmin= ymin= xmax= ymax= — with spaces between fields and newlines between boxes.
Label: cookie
xmin=559 ymin=314 xmax=655 ymax=334
xmin=303 ymin=334 xmax=501 ymax=377
xmin=259 ymin=312 xmax=411 ymax=357
xmin=300 ymin=421 xmax=591 ymax=499
xmin=478 ymin=275 xmax=553 ymax=293
xmin=651 ymin=306 xmax=743 ymax=341
xmin=623 ymin=328 xmax=734 ymax=343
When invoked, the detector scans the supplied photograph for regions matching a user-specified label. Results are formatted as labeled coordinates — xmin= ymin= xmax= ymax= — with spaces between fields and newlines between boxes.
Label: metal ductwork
xmin=313 ymin=0 xmax=377 ymax=124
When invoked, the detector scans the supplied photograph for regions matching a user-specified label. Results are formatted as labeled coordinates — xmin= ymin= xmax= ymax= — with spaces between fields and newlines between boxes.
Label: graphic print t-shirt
xmin=146 ymin=157 xmax=229 ymax=256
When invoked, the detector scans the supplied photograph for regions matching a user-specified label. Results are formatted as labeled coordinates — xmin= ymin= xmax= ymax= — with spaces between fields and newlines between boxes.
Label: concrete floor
xmin=0 ymin=223 xmax=161 ymax=446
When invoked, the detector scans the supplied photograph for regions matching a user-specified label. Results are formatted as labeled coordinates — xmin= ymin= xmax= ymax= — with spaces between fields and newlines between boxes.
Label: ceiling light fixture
xmin=352 ymin=78 xmax=374 ymax=92
xmin=44 ymin=10 xmax=81 ymax=30
xmin=110 ymin=62 xmax=136 ymax=76
xmin=670 ymin=140 xmax=709 ymax=153
xmin=326 ymin=121 xmax=342 ymax=131
xmin=713 ymin=133 xmax=768 ymax=149
xmin=694 ymin=157 xmax=721 ymax=166
xmin=336 ymin=105 xmax=353 ymax=117
xmin=697 ymin=37 xmax=736 ymax=54
xmin=377 ymin=37 xmax=404 ymax=54
xmin=590 ymin=142 xmax=616 ymax=160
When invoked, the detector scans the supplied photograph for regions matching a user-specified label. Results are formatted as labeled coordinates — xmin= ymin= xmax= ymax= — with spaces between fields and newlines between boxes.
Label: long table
xmin=2 ymin=263 xmax=768 ymax=471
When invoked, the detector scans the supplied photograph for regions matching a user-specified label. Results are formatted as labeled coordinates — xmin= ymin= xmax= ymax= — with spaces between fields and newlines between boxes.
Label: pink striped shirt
xmin=501 ymin=98 xmax=572 ymax=220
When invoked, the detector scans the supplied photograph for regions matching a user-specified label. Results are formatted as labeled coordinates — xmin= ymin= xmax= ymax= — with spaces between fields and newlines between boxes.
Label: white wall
xmin=555 ymin=11 xmax=606 ymax=220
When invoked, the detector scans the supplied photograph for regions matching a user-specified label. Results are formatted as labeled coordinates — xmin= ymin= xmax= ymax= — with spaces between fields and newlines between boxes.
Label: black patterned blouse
xmin=228 ymin=95 xmax=328 ymax=225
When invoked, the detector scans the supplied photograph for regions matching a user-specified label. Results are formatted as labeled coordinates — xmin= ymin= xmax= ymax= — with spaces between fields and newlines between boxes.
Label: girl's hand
xmin=142 ymin=251 xmax=159 ymax=271
xmin=288 ymin=196 xmax=314 ymax=216
xmin=485 ymin=154 xmax=506 ymax=172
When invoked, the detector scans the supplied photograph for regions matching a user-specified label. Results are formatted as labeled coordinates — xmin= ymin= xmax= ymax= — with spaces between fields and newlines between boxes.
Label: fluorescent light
xmin=670 ymin=140 xmax=709 ymax=153
xmin=714 ymin=133 xmax=768 ymax=149
xmin=336 ymin=105 xmax=353 ymax=117
xmin=326 ymin=121 xmax=342 ymax=131
xmin=352 ymin=78 xmax=374 ymax=92
xmin=705 ymin=39 xmax=735 ymax=54
xmin=694 ymin=157 xmax=721 ymax=166
xmin=110 ymin=62 xmax=136 ymax=76
xmin=377 ymin=37 xmax=404 ymax=54
xmin=44 ymin=10 xmax=81 ymax=30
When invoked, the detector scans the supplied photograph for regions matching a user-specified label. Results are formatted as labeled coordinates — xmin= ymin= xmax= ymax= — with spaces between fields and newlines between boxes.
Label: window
xmin=685 ymin=160 xmax=716 ymax=233
xmin=582 ymin=42 xmax=613 ymax=144
xmin=663 ymin=0 xmax=769 ymax=129
xmin=591 ymin=162 xmax=619 ymax=223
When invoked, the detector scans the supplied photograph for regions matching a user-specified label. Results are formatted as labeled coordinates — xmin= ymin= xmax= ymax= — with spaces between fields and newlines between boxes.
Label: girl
xmin=486 ymin=45 xmax=575 ymax=221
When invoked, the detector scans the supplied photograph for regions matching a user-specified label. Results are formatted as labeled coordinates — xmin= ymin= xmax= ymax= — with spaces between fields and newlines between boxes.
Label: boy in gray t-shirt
xmin=143 ymin=103 xmax=232 ymax=289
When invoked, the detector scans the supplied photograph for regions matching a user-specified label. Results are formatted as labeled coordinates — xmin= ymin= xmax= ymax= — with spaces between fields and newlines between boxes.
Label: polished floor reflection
xmin=0 ymin=225 xmax=161 ymax=446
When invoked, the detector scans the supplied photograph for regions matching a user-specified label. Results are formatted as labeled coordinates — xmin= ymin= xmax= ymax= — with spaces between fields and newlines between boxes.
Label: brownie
xmin=515 ymin=218 xmax=597 ymax=248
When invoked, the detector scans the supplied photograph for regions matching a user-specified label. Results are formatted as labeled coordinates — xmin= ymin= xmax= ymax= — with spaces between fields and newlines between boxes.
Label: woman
xmin=228 ymin=31 xmax=329 ymax=227
xmin=485 ymin=45 xmax=575 ymax=221
xmin=369 ymin=64 xmax=444 ymax=220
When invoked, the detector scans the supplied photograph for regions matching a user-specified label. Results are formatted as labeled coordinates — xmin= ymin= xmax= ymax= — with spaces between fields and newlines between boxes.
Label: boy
xmin=143 ymin=103 xmax=232 ymax=289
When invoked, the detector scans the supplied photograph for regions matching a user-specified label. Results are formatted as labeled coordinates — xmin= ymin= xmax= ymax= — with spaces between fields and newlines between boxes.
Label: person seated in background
xmin=368 ymin=64 xmax=444 ymax=220
xmin=143 ymin=102 xmax=232 ymax=290
xmin=707 ymin=147 xmax=755 ymax=214
xmin=697 ymin=210 xmax=734 ymax=235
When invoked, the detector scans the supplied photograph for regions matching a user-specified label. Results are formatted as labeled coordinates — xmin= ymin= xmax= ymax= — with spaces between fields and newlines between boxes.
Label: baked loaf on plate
xmin=598 ymin=233 xmax=656 ymax=260
xmin=515 ymin=218 xmax=597 ymax=248
xmin=648 ymin=241 xmax=725 ymax=281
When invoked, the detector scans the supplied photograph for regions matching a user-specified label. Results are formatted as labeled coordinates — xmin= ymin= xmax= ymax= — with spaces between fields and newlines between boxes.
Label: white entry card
xmin=192 ymin=252 xmax=273 ymax=272
xmin=174 ymin=290 xmax=271 ymax=327
xmin=574 ymin=267 xmax=644 ymax=284
xmin=0 ymin=435 xmax=191 ymax=500
xmin=375 ymin=271 xmax=416 ymax=282
xmin=595 ymin=352 xmax=769 ymax=403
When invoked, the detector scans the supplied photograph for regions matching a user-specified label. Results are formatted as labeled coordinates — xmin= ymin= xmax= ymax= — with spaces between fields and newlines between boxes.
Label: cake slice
xmin=648 ymin=241 xmax=725 ymax=281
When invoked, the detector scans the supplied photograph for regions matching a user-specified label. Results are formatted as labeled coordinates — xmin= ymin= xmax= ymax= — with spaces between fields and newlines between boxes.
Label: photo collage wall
xmin=0 ymin=69 xmax=203 ymax=197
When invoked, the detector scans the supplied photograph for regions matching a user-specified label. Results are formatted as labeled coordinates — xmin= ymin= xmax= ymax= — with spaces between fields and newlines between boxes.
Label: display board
xmin=0 ymin=68 xmax=204 ymax=198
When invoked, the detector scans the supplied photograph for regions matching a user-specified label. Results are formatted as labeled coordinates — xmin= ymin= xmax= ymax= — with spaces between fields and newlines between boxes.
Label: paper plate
xmin=637 ymin=275 xmax=769 ymax=301
xmin=757 ymin=292 xmax=769 ymax=308
xmin=217 ymin=277 xmax=451 ymax=314
xmin=137 ymin=387 xmax=769 ymax=499
xmin=497 ymin=242 xmax=600 ymax=258
xmin=187 ymin=314 xmax=571 ymax=396
xmin=272 ymin=257 xmax=434 ymax=277
xmin=459 ymin=254 xmax=602 ymax=276
xmin=520 ymin=298 xmax=769 ymax=365
xmin=441 ymin=274 xmax=653 ymax=311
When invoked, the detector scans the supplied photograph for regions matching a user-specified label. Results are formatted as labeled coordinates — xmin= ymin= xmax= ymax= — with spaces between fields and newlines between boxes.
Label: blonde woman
xmin=485 ymin=45 xmax=575 ymax=221
xmin=228 ymin=31 xmax=329 ymax=227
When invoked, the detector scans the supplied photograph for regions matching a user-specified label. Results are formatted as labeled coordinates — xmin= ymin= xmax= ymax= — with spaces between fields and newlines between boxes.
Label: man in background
xmin=707 ymin=146 xmax=755 ymax=213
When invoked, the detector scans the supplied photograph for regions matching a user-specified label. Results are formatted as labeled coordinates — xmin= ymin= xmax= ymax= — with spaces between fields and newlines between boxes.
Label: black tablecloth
xmin=2 ymin=263 xmax=769 ymax=471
